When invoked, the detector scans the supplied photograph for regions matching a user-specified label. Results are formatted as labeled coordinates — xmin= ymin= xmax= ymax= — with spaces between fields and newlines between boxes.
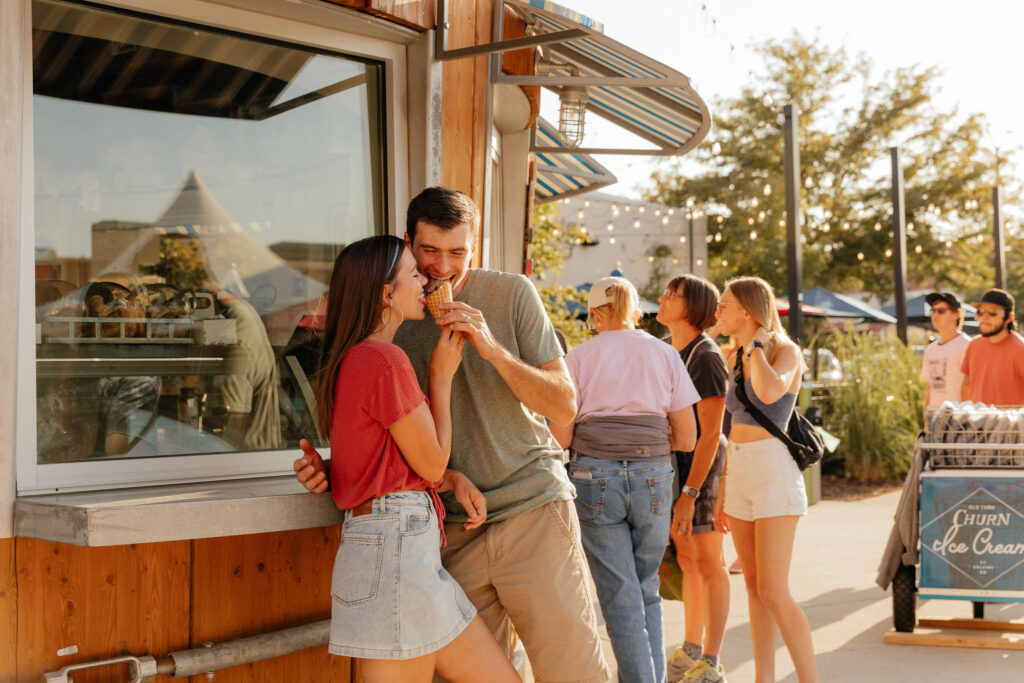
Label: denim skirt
xmin=328 ymin=491 xmax=476 ymax=659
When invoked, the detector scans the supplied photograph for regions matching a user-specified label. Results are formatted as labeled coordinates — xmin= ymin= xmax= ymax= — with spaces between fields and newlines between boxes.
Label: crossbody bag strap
xmin=732 ymin=351 xmax=797 ymax=448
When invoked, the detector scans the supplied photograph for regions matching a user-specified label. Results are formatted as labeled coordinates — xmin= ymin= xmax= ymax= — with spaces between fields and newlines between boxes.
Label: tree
xmin=530 ymin=203 xmax=590 ymax=348
xmin=648 ymin=33 xmax=1018 ymax=301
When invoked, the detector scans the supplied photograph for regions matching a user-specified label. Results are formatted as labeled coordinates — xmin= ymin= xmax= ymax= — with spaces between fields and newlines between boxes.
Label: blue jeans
xmin=568 ymin=456 xmax=674 ymax=683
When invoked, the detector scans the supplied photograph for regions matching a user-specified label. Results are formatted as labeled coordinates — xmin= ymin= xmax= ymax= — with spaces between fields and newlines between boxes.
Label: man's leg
xmin=440 ymin=522 xmax=512 ymax=656
xmin=486 ymin=500 xmax=610 ymax=683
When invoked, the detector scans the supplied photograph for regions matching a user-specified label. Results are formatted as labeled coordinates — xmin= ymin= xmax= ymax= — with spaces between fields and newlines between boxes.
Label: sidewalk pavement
xmin=583 ymin=490 xmax=1024 ymax=681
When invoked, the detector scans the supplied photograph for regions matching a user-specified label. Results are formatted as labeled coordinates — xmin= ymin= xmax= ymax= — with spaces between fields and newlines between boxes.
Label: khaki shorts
xmin=441 ymin=499 xmax=610 ymax=683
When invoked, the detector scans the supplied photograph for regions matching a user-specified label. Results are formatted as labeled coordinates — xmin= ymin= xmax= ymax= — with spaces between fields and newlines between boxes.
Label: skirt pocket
xmin=332 ymin=533 xmax=385 ymax=607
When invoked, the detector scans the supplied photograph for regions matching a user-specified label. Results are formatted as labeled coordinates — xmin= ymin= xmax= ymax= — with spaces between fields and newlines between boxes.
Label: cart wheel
xmin=892 ymin=564 xmax=917 ymax=633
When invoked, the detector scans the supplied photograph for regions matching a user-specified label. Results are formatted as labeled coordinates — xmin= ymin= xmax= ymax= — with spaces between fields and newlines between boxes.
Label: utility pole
xmin=994 ymin=186 xmax=1006 ymax=289
xmin=890 ymin=147 xmax=908 ymax=344
xmin=783 ymin=104 xmax=803 ymax=343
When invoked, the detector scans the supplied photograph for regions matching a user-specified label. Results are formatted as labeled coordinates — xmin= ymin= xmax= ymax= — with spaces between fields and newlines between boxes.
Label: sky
xmin=541 ymin=0 xmax=1024 ymax=201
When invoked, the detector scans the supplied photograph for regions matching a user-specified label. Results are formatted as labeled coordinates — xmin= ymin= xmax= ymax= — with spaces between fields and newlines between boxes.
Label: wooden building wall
xmin=3 ymin=2 xmax=535 ymax=681
xmin=8 ymin=529 xmax=346 ymax=683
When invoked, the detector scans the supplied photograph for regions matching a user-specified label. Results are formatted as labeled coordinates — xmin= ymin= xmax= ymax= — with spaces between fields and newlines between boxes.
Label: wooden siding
xmin=320 ymin=1 xmax=434 ymax=31
xmin=188 ymin=527 xmax=346 ymax=683
xmin=11 ymin=529 xmax=347 ymax=683
xmin=15 ymin=538 xmax=191 ymax=682
xmin=1 ymin=537 xmax=15 ymax=683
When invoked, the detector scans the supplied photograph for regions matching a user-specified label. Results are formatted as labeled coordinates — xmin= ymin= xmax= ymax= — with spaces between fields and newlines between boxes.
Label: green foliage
xmin=530 ymin=203 xmax=591 ymax=348
xmin=821 ymin=328 xmax=925 ymax=481
xmin=647 ymin=32 xmax=1018 ymax=302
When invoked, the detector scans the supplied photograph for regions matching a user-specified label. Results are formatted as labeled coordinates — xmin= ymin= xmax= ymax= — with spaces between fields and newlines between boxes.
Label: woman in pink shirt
xmin=293 ymin=235 xmax=518 ymax=682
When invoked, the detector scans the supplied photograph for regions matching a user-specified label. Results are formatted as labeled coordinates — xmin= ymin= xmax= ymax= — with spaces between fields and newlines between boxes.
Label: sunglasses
xmin=978 ymin=308 xmax=1006 ymax=318
xmin=930 ymin=307 xmax=952 ymax=315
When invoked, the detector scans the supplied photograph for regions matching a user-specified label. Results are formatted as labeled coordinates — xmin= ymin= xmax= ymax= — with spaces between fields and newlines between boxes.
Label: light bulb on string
xmin=763 ymin=183 xmax=772 ymax=196
xmin=696 ymin=259 xmax=703 ymax=266
xmin=716 ymin=216 xmax=724 ymax=223
xmin=668 ymin=208 xmax=675 ymax=215
xmin=638 ymin=206 xmax=645 ymax=214
xmin=672 ymin=258 xmax=679 ymax=264
xmin=857 ymin=252 xmax=864 ymax=260
xmin=679 ymin=236 xmax=687 ymax=243
xmin=648 ymin=256 xmax=654 ymax=262
xmin=915 ymin=245 xmax=922 ymax=254
xmin=747 ymin=217 xmax=754 ymax=225
xmin=714 ymin=233 xmax=722 ymax=242
xmin=662 ymin=216 xmax=669 ymax=225
xmin=750 ymin=230 xmax=758 ymax=240
xmin=721 ymin=259 xmax=728 ymax=266
xmin=584 ymin=200 xmax=590 ymax=208
xmin=609 ymin=237 xmax=616 ymax=244
xmin=655 ymin=209 xmax=662 ymax=217
xmin=607 ymin=223 xmax=614 ymax=231
xmin=751 ymin=198 xmax=759 ymax=208
xmin=874 ymin=222 xmax=881 ymax=231
xmin=624 ymin=205 xmax=631 ymax=212
xmin=634 ymin=220 xmax=640 ymax=229
xmin=885 ymin=248 xmax=892 ymax=257
xmin=612 ymin=209 xmax=620 ymax=217
xmin=577 ymin=210 xmax=584 ymax=220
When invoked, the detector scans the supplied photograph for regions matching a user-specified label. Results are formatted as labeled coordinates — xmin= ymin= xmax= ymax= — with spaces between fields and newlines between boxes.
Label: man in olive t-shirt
xmin=395 ymin=188 xmax=608 ymax=682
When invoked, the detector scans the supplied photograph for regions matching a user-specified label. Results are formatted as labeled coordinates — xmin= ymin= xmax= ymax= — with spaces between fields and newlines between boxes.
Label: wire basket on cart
xmin=925 ymin=402 xmax=1024 ymax=468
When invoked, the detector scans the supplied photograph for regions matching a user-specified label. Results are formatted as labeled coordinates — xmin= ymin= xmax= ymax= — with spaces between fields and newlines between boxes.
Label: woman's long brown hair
xmin=316 ymin=235 xmax=405 ymax=437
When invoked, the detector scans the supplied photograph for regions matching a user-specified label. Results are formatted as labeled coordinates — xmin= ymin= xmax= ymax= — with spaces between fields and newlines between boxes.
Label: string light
xmin=842 ymin=222 xmax=850 ymax=230
xmin=686 ymin=198 xmax=695 ymax=207
xmin=857 ymin=252 xmax=864 ymax=260
xmin=714 ymin=233 xmax=722 ymax=242
xmin=668 ymin=208 xmax=675 ymax=215
xmin=609 ymin=237 xmax=616 ymax=244
xmin=625 ymin=205 xmax=632 ymax=212
xmin=716 ymin=216 xmax=724 ymax=223
xmin=655 ymin=209 xmax=662 ymax=216
xmin=874 ymin=222 xmax=881 ymax=231
xmin=672 ymin=258 xmax=679 ymax=264
xmin=634 ymin=220 xmax=640 ymax=229
xmin=721 ymin=259 xmax=728 ymax=266
xmin=946 ymin=240 xmax=953 ymax=247
xmin=638 ymin=206 xmax=645 ymax=214
xmin=747 ymin=217 xmax=755 ymax=225
xmin=751 ymin=198 xmax=759 ymax=208
xmin=648 ymin=256 xmax=654 ymax=262
xmin=763 ymin=184 xmax=772 ymax=196
xmin=611 ymin=203 xmax=618 ymax=211
xmin=662 ymin=216 xmax=669 ymax=225
xmin=885 ymin=248 xmax=892 ymax=257
xmin=696 ymin=259 xmax=703 ymax=266
xmin=606 ymin=223 xmax=614 ymax=231
xmin=679 ymin=236 xmax=687 ymax=243
xmin=749 ymin=230 xmax=758 ymax=240
xmin=778 ymin=219 xmax=785 ymax=227
xmin=915 ymin=245 xmax=923 ymax=253
xmin=804 ymin=177 xmax=813 ymax=188
xmin=584 ymin=200 xmax=590 ymax=208
xmin=612 ymin=209 xmax=620 ymax=217
xmin=577 ymin=210 xmax=584 ymax=219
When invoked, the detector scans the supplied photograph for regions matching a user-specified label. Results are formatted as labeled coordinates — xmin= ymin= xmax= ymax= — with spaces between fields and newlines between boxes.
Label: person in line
xmin=292 ymin=235 xmax=519 ymax=682
xmin=920 ymin=291 xmax=970 ymax=429
xmin=300 ymin=187 xmax=610 ymax=682
xmin=658 ymin=275 xmax=731 ymax=683
xmin=961 ymin=288 xmax=1024 ymax=405
xmin=550 ymin=276 xmax=698 ymax=683
xmin=715 ymin=276 xmax=818 ymax=683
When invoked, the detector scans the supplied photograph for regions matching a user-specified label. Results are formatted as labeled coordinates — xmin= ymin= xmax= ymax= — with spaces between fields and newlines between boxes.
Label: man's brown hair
xmin=405 ymin=186 xmax=479 ymax=243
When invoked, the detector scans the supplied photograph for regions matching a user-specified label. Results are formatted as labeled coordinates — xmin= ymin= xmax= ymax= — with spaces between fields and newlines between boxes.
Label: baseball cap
xmin=588 ymin=276 xmax=639 ymax=310
xmin=978 ymin=288 xmax=1014 ymax=313
xmin=924 ymin=292 xmax=961 ymax=310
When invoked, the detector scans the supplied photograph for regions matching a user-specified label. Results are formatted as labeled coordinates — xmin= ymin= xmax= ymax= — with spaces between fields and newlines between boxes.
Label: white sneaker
xmin=666 ymin=646 xmax=699 ymax=682
xmin=682 ymin=659 xmax=727 ymax=683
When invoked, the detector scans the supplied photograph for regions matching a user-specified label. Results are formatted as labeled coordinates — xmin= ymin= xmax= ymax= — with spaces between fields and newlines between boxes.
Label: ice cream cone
xmin=426 ymin=281 xmax=453 ymax=320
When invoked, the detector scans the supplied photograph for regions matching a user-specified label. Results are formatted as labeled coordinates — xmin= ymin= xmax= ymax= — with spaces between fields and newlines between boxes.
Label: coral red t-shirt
xmin=329 ymin=339 xmax=444 ymax=523
xmin=960 ymin=332 xmax=1024 ymax=406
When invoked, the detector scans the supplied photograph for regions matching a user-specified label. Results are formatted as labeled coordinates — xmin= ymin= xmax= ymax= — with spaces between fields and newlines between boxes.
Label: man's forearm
xmin=685 ymin=432 xmax=719 ymax=489
xmin=488 ymin=345 xmax=576 ymax=425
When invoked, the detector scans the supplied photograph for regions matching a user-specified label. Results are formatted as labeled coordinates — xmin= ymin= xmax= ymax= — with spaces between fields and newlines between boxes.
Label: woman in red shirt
xmin=294 ymin=235 xmax=518 ymax=682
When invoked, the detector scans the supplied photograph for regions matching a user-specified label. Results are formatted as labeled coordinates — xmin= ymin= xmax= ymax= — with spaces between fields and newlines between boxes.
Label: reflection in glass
xmin=32 ymin=0 xmax=383 ymax=463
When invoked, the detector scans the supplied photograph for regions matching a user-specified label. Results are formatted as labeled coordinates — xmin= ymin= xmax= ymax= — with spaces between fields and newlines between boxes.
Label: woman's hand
xmin=293 ymin=438 xmax=328 ymax=494
xmin=713 ymin=487 xmax=730 ymax=534
xmin=442 ymin=469 xmax=488 ymax=529
xmin=429 ymin=326 xmax=465 ymax=379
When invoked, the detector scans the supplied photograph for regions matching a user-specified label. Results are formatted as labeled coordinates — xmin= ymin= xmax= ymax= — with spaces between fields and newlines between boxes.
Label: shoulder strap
xmin=732 ymin=352 xmax=797 ymax=448
xmin=682 ymin=335 xmax=703 ymax=373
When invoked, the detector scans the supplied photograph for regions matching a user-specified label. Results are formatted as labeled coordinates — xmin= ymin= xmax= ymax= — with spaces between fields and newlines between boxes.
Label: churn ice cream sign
xmin=920 ymin=475 xmax=1024 ymax=599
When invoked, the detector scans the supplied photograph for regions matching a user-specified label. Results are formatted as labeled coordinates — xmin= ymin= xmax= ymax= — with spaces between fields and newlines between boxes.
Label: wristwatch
xmin=682 ymin=484 xmax=700 ymax=500
xmin=745 ymin=339 xmax=765 ymax=357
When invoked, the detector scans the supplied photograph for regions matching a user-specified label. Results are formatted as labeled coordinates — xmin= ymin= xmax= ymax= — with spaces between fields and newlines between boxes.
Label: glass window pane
xmin=32 ymin=0 xmax=383 ymax=463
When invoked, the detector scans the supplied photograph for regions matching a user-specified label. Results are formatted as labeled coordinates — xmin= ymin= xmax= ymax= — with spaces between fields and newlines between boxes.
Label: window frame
xmin=16 ymin=0 xmax=413 ymax=494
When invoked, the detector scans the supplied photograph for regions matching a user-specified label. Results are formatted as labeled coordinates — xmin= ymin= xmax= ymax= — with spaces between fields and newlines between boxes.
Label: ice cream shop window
xmin=25 ymin=0 xmax=387 ymax=490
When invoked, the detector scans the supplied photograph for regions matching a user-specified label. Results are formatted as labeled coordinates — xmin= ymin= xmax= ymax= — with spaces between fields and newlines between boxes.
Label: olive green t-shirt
xmin=393 ymin=269 xmax=574 ymax=523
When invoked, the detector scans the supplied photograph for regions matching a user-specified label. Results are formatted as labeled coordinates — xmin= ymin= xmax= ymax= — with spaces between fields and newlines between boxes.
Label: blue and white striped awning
xmin=502 ymin=0 xmax=711 ymax=156
xmin=533 ymin=117 xmax=616 ymax=204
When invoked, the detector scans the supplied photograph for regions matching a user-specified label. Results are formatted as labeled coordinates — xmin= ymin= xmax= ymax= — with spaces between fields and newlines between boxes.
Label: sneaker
xmin=683 ymin=659 xmax=727 ymax=683
xmin=666 ymin=646 xmax=699 ymax=682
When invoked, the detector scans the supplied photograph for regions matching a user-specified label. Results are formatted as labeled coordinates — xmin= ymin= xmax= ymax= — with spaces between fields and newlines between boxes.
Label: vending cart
xmin=891 ymin=402 xmax=1024 ymax=634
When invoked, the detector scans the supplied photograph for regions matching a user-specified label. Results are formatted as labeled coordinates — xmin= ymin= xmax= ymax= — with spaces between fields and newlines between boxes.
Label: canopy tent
xmin=802 ymin=287 xmax=897 ymax=323
xmin=775 ymin=298 xmax=829 ymax=317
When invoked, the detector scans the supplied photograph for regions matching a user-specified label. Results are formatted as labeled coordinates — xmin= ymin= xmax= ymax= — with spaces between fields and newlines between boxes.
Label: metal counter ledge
xmin=15 ymin=476 xmax=343 ymax=546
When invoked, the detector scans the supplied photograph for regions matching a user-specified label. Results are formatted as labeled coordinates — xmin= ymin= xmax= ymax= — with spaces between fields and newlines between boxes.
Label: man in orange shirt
xmin=961 ymin=288 xmax=1024 ymax=405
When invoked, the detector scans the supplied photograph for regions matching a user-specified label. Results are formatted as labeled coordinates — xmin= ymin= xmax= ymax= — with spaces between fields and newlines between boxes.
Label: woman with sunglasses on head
xmin=292 ymin=235 xmax=519 ymax=683
xmin=657 ymin=275 xmax=731 ymax=683
xmin=714 ymin=276 xmax=817 ymax=683
xmin=550 ymin=276 xmax=699 ymax=683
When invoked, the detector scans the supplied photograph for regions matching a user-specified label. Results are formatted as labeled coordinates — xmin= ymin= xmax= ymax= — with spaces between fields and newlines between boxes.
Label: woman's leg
xmin=359 ymin=656 xmax=436 ymax=682
xmin=434 ymin=615 xmax=521 ymax=683
xmin=690 ymin=531 xmax=730 ymax=658
xmin=580 ymin=468 xmax=659 ymax=683
xmin=628 ymin=462 xmax=674 ymax=683
xmin=752 ymin=515 xmax=818 ymax=683
xmin=729 ymin=516 xmax=776 ymax=683
xmin=674 ymin=535 xmax=706 ymax=648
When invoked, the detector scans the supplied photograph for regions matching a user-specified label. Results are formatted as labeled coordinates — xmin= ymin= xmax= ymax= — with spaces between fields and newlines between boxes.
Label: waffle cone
xmin=426 ymin=281 xmax=453 ymax=320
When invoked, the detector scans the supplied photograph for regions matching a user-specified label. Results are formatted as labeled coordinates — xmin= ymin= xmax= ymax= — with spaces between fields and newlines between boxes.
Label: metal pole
xmin=994 ymin=186 xmax=1006 ymax=289
xmin=783 ymin=104 xmax=803 ymax=344
xmin=688 ymin=210 xmax=694 ymax=272
xmin=890 ymin=147 xmax=909 ymax=344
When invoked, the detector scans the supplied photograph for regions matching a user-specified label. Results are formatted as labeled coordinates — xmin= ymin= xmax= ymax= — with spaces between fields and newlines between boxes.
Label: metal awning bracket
xmin=435 ymin=0 xmax=588 ymax=62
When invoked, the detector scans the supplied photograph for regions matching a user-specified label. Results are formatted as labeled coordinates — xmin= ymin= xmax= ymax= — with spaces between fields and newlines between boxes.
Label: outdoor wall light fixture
xmin=558 ymin=85 xmax=588 ymax=148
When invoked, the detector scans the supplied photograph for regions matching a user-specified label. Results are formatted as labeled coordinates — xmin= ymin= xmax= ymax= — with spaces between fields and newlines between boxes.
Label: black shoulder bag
xmin=733 ymin=351 xmax=824 ymax=471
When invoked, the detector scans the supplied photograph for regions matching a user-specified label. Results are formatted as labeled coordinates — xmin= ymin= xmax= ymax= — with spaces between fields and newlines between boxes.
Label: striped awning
xmin=503 ymin=0 xmax=711 ymax=156
xmin=533 ymin=117 xmax=615 ymax=204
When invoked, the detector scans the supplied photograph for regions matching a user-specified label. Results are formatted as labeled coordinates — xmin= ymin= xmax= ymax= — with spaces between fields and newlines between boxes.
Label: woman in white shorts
xmin=715 ymin=276 xmax=818 ymax=683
